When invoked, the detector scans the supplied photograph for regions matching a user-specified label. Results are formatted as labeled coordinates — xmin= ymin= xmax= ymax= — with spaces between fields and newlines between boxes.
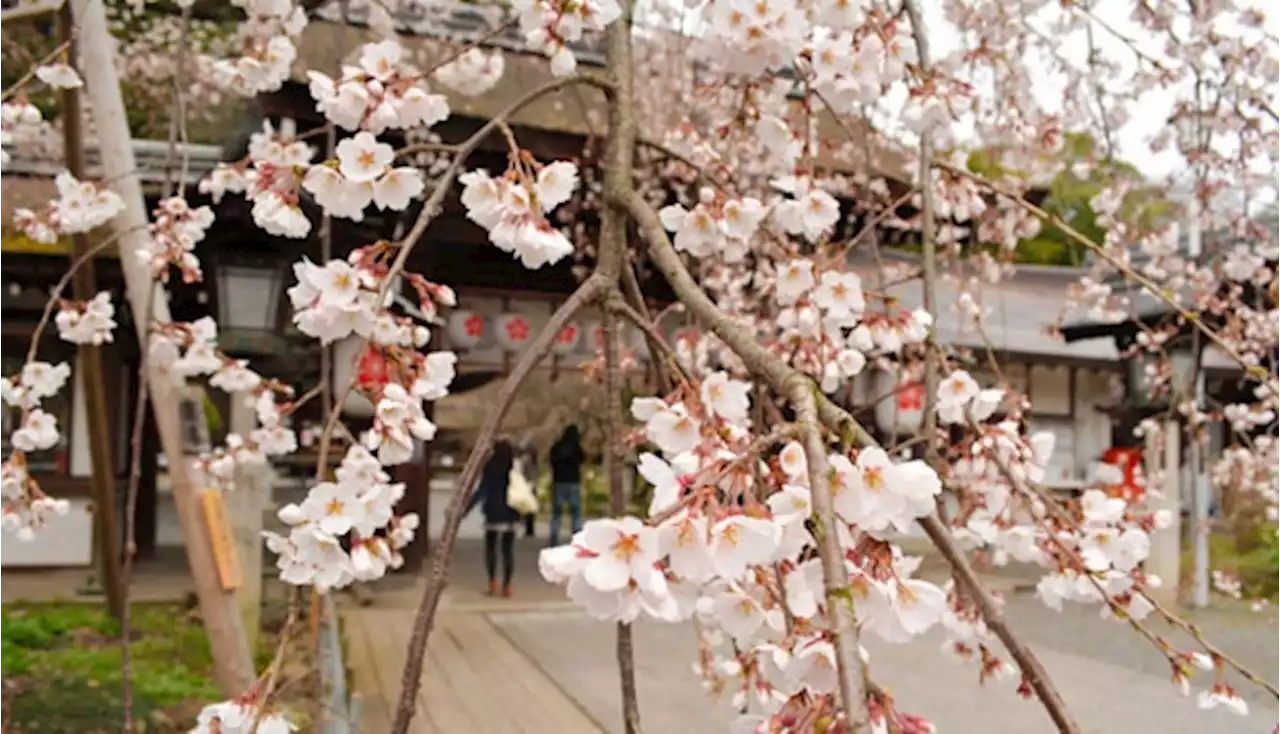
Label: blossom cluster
xmin=204 ymin=0 xmax=307 ymax=96
xmin=512 ymin=0 xmax=622 ymax=76
xmin=306 ymin=40 xmax=450 ymax=133
xmin=192 ymin=697 xmax=295 ymax=734
xmin=1 ymin=361 xmax=75 ymax=537
xmin=0 ymin=101 xmax=43 ymax=168
xmin=460 ymin=160 xmax=580 ymax=269
xmin=140 ymin=196 xmax=216 ymax=283
xmin=55 ymin=292 xmax=118 ymax=346
xmin=13 ymin=172 xmax=126 ymax=243
xmin=434 ymin=48 xmax=506 ymax=97
xmin=540 ymin=375 xmax=951 ymax=727
xmin=199 ymin=122 xmax=315 ymax=238
xmin=265 ymin=445 xmax=421 ymax=590
xmin=302 ymin=132 xmax=425 ymax=220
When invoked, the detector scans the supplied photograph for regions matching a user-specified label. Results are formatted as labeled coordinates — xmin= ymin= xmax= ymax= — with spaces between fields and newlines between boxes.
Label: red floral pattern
xmin=556 ymin=324 xmax=578 ymax=344
xmin=463 ymin=313 xmax=485 ymax=338
xmin=897 ymin=381 xmax=925 ymax=411
xmin=504 ymin=316 xmax=531 ymax=343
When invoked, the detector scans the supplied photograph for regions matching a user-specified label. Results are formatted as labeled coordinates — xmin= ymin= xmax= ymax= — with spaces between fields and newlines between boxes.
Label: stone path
xmin=341 ymin=491 xmax=1279 ymax=733
xmin=493 ymin=609 xmax=1279 ymax=733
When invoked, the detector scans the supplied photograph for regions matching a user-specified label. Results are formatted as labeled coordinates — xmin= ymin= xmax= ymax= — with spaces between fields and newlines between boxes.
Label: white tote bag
xmin=507 ymin=458 xmax=539 ymax=515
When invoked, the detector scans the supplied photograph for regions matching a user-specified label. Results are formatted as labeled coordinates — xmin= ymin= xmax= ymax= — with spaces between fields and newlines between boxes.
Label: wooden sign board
xmin=200 ymin=489 xmax=243 ymax=591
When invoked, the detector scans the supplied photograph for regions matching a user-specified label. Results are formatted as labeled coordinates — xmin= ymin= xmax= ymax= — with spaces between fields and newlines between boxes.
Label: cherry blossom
xmin=34 ymin=63 xmax=83 ymax=90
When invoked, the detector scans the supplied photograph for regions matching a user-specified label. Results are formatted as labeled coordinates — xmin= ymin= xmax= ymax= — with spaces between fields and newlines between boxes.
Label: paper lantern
xmin=446 ymin=310 xmax=485 ymax=349
xmin=874 ymin=370 xmax=924 ymax=436
xmin=494 ymin=313 xmax=534 ymax=352
xmin=333 ymin=337 xmax=376 ymax=417
xmin=587 ymin=321 xmax=606 ymax=352
xmin=552 ymin=321 xmax=581 ymax=355
xmin=673 ymin=326 xmax=700 ymax=347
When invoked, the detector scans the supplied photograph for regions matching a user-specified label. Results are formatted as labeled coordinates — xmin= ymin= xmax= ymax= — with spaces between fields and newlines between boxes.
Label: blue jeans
xmin=548 ymin=481 xmax=582 ymax=547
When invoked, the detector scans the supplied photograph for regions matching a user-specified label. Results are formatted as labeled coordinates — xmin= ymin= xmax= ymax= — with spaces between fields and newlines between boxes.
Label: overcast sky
xmin=918 ymin=0 xmax=1279 ymax=184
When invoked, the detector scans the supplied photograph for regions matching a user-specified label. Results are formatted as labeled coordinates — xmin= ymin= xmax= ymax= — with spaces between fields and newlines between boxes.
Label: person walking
xmin=547 ymin=424 xmax=584 ymax=547
xmin=464 ymin=439 xmax=521 ymax=597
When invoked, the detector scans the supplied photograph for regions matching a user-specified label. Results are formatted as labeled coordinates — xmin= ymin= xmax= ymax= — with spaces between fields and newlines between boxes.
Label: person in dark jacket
xmin=547 ymin=425 xmax=585 ymax=547
xmin=465 ymin=439 xmax=520 ymax=597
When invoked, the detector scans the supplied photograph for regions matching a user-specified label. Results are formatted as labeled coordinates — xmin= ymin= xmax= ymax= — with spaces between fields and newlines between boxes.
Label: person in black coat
xmin=547 ymin=425 xmax=585 ymax=547
xmin=465 ymin=439 xmax=520 ymax=597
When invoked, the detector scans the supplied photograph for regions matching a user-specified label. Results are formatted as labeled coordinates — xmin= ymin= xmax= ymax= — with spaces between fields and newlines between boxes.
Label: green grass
xmin=1 ymin=601 xmax=221 ymax=733
xmin=1181 ymin=530 xmax=1280 ymax=601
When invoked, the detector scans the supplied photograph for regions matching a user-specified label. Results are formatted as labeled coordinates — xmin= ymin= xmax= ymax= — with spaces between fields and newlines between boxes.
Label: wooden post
xmin=1147 ymin=419 xmax=1182 ymax=607
xmin=59 ymin=1 xmax=123 ymax=621
xmin=75 ymin=0 xmax=255 ymax=695
xmin=225 ymin=396 xmax=267 ymax=649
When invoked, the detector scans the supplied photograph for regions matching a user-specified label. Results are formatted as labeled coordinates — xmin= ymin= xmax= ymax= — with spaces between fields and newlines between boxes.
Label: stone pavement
xmin=341 ymin=487 xmax=1279 ymax=733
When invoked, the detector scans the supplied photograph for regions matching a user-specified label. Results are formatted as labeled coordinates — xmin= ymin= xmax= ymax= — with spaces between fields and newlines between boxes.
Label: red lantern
xmin=357 ymin=345 xmax=390 ymax=393
xmin=446 ymin=309 xmax=485 ymax=349
xmin=874 ymin=371 xmax=924 ymax=436
xmin=495 ymin=313 xmax=533 ymax=351
xmin=896 ymin=381 xmax=925 ymax=412
xmin=552 ymin=321 xmax=580 ymax=355
xmin=333 ymin=337 xmax=375 ymax=417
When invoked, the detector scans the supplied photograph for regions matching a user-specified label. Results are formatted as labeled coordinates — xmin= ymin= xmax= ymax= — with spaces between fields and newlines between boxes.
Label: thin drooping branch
xmin=390 ymin=274 xmax=610 ymax=734
xmin=620 ymin=189 xmax=1079 ymax=731
xmin=596 ymin=0 xmax=643 ymax=727
xmin=619 ymin=189 xmax=873 ymax=728
xmin=603 ymin=304 xmax=643 ymax=734
xmin=789 ymin=383 xmax=871 ymax=733
xmin=902 ymin=0 xmax=943 ymax=477
xmin=620 ymin=262 xmax=677 ymax=393
xmin=312 ymin=73 xmax=612 ymax=473
xmin=917 ymin=515 xmax=1082 ymax=732
xmin=609 ymin=296 xmax=692 ymax=390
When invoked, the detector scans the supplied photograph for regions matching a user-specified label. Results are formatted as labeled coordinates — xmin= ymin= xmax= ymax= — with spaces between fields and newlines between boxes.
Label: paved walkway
xmin=335 ymin=487 xmax=1280 ymax=733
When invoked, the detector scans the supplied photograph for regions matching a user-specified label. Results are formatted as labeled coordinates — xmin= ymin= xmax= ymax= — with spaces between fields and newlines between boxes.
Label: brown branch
xmin=608 ymin=296 xmax=692 ymax=390
xmin=621 ymin=188 xmax=1085 ymax=731
xmin=594 ymin=3 xmax=643 ymax=728
xmin=389 ymin=274 xmax=609 ymax=733
xmin=603 ymin=303 xmax=643 ymax=733
xmin=313 ymin=73 xmax=613 ymax=475
xmin=918 ymin=514 xmax=1082 ymax=732
xmin=790 ymin=383 xmax=871 ymax=731
xmin=620 ymin=261 xmax=676 ymax=394
xmin=621 ymin=188 xmax=873 ymax=729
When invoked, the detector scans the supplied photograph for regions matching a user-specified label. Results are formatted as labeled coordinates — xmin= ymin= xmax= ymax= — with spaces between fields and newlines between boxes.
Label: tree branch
xmin=790 ymin=383 xmax=871 ymax=732
xmin=389 ymin=274 xmax=609 ymax=734
xmin=619 ymin=188 xmax=1080 ymax=732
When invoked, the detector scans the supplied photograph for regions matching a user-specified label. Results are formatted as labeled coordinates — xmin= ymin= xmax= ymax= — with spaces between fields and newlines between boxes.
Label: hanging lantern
xmin=874 ymin=370 xmax=925 ymax=436
xmin=446 ymin=310 xmax=485 ymax=350
xmin=586 ymin=321 xmax=606 ymax=352
xmin=333 ymin=337 xmax=376 ymax=417
xmin=673 ymin=326 xmax=700 ymax=348
xmin=552 ymin=321 xmax=581 ymax=356
xmin=494 ymin=313 xmax=534 ymax=352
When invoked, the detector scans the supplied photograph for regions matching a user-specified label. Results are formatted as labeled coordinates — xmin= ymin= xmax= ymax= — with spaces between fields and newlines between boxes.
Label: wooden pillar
xmin=60 ymin=2 xmax=123 ymax=620
xmin=1147 ymin=420 xmax=1181 ymax=607
xmin=135 ymin=409 xmax=159 ymax=560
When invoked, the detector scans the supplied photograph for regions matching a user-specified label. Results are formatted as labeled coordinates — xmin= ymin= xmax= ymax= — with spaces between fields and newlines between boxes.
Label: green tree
xmin=966 ymin=133 xmax=1171 ymax=266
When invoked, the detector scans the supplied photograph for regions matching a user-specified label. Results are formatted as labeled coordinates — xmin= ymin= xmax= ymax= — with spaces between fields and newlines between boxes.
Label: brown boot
xmin=487 ymin=580 xmax=499 ymax=596
xmin=502 ymin=585 xmax=514 ymax=598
